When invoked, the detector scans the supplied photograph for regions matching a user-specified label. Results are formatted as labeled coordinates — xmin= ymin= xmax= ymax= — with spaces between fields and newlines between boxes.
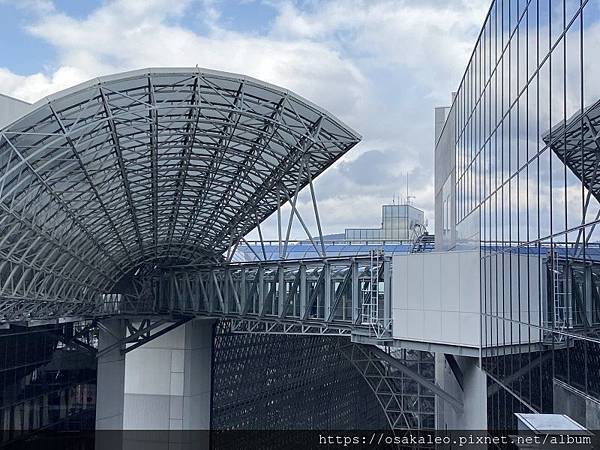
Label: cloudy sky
xmin=0 ymin=0 xmax=490 ymax=238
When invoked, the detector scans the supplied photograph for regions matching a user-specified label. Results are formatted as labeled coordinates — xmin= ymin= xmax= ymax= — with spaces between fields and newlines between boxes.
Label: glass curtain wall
xmin=451 ymin=0 xmax=600 ymax=429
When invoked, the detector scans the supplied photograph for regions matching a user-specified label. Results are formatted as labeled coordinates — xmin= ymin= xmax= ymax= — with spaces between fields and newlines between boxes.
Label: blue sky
xmin=0 ymin=0 xmax=489 ymax=235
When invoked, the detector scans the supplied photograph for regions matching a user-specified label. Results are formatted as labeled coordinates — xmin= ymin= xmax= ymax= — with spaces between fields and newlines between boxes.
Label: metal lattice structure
xmin=543 ymin=99 xmax=600 ymax=202
xmin=211 ymin=321 xmax=446 ymax=437
xmin=0 ymin=68 xmax=360 ymax=322
xmin=543 ymin=98 xmax=600 ymax=254
xmin=337 ymin=343 xmax=459 ymax=431
xmin=211 ymin=323 xmax=388 ymax=436
xmin=108 ymin=254 xmax=393 ymax=337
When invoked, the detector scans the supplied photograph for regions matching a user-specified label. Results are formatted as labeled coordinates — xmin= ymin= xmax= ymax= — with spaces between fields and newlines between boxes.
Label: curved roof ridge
xmin=12 ymin=67 xmax=360 ymax=141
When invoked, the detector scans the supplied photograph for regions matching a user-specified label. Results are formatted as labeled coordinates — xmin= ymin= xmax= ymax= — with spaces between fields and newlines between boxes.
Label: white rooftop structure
xmin=0 ymin=93 xmax=31 ymax=129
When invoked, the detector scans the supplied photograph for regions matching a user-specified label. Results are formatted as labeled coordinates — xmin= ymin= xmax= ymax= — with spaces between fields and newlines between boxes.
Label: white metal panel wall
xmin=392 ymin=250 xmax=545 ymax=350
xmin=392 ymin=250 xmax=481 ymax=349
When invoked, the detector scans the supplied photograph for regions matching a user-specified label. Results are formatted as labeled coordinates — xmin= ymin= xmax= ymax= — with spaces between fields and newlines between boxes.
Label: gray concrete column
xmin=436 ymin=354 xmax=487 ymax=430
xmin=95 ymin=318 xmax=127 ymax=430
xmin=122 ymin=319 xmax=214 ymax=430
xmin=95 ymin=318 xmax=214 ymax=432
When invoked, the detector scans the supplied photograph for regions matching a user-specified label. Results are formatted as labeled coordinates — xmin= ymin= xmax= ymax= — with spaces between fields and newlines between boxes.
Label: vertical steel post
xmin=352 ymin=260 xmax=359 ymax=323
xmin=258 ymin=265 xmax=265 ymax=316
xmin=194 ymin=273 xmax=200 ymax=312
xmin=240 ymin=268 xmax=247 ymax=315
xmin=324 ymin=262 xmax=331 ymax=321
xmin=223 ymin=268 xmax=230 ymax=314
xmin=207 ymin=271 xmax=214 ymax=314
xmin=278 ymin=265 xmax=285 ymax=317
xmin=299 ymin=263 xmax=307 ymax=318
xmin=383 ymin=256 xmax=392 ymax=333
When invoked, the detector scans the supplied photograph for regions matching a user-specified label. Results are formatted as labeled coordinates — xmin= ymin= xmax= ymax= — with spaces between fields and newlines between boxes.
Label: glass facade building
xmin=436 ymin=0 xmax=600 ymax=430
xmin=0 ymin=323 xmax=96 ymax=440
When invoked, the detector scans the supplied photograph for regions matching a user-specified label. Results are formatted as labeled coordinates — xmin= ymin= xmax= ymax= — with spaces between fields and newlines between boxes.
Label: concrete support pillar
xmin=122 ymin=319 xmax=213 ymax=430
xmin=96 ymin=318 xmax=214 ymax=434
xmin=436 ymin=354 xmax=487 ymax=430
xmin=95 ymin=318 xmax=126 ymax=430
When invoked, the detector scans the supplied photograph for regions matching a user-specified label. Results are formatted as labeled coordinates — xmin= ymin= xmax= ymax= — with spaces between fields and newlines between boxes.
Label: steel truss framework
xmin=544 ymin=255 xmax=600 ymax=338
xmin=0 ymin=68 xmax=360 ymax=322
xmin=107 ymin=254 xmax=393 ymax=338
xmin=0 ymin=67 xmax=452 ymax=438
xmin=543 ymin=101 xmax=600 ymax=342
xmin=95 ymin=316 xmax=192 ymax=358
xmin=336 ymin=343 xmax=439 ymax=431
xmin=543 ymin=98 xmax=600 ymax=253
xmin=215 ymin=319 xmax=445 ymax=433
xmin=211 ymin=323 xmax=388 ymax=435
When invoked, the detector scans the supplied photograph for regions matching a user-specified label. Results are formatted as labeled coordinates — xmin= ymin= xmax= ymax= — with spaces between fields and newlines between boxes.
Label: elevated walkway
xmin=100 ymin=254 xmax=394 ymax=342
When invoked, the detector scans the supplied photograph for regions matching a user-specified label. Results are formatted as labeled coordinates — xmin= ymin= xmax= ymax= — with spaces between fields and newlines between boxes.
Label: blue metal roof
xmin=235 ymin=243 xmax=416 ymax=261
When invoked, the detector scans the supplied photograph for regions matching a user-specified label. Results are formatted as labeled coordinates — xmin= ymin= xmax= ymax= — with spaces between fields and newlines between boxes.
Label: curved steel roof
xmin=0 ymin=68 xmax=360 ymax=315
xmin=543 ymin=99 xmax=600 ymax=202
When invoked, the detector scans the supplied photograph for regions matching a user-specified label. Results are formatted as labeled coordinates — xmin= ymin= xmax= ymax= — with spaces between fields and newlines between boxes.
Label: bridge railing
xmin=109 ymin=254 xmax=393 ymax=338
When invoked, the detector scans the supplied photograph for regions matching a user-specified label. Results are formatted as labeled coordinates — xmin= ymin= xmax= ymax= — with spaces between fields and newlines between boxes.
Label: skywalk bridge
xmin=100 ymin=253 xmax=393 ymax=339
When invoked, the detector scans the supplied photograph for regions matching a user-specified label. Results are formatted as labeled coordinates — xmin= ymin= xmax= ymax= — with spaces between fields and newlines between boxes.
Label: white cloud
xmin=20 ymin=0 xmax=368 ymax=119
xmin=270 ymin=0 xmax=489 ymax=99
xmin=0 ymin=66 xmax=89 ymax=103
xmin=0 ymin=0 xmax=490 ymax=236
